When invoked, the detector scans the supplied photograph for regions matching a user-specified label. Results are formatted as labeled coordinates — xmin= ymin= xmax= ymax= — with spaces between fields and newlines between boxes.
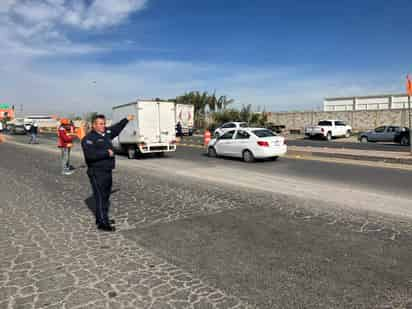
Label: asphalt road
xmin=8 ymin=133 xmax=412 ymax=198
xmin=3 ymin=136 xmax=412 ymax=308
xmin=181 ymin=134 xmax=410 ymax=152
xmin=169 ymin=145 xmax=412 ymax=199
xmin=8 ymin=131 xmax=410 ymax=152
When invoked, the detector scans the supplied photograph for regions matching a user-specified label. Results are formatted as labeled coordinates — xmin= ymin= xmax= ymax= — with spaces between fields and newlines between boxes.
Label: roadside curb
xmin=178 ymin=142 xmax=412 ymax=166
xmin=295 ymin=150 xmax=412 ymax=165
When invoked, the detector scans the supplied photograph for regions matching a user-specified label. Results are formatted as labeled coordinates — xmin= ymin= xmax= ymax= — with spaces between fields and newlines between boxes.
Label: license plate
xmin=272 ymin=141 xmax=281 ymax=146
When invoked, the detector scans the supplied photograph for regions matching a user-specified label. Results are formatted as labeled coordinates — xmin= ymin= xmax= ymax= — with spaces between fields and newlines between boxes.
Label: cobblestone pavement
xmin=0 ymin=143 xmax=252 ymax=308
xmin=2 ymin=141 xmax=412 ymax=308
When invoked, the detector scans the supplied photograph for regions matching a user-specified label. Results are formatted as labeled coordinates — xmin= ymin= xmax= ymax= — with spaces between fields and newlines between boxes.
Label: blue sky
xmin=1 ymin=0 xmax=411 ymax=115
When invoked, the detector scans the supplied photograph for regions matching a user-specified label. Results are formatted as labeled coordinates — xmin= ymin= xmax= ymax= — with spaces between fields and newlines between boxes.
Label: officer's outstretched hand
xmin=127 ymin=115 xmax=135 ymax=121
xmin=108 ymin=149 xmax=114 ymax=157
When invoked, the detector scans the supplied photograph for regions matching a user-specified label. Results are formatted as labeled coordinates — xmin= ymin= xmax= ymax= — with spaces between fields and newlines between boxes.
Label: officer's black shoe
xmin=97 ymin=224 xmax=116 ymax=232
xmin=97 ymin=220 xmax=115 ymax=225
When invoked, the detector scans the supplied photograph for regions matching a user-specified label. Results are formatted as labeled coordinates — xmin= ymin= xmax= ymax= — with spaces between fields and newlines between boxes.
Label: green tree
xmin=239 ymin=104 xmax=252 ymax=123
xmin=176 ymin=91 xmax=236 ymax=128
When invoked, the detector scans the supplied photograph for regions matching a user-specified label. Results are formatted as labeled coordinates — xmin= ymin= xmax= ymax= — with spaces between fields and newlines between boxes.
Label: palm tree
xmin=176 ymin=91 xmax=236 ymax=128
xmin=217 ymin=95 xmax=234 ymax=111
xmin=208 ymin=92 xmax=217 ymax=113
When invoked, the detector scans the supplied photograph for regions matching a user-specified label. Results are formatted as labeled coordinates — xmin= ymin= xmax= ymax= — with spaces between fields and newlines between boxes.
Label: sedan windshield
xmin=252 ymin=129 xmax=276 ymax=137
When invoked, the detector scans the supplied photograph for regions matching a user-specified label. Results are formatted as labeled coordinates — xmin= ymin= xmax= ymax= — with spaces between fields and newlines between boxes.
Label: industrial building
xmin=323 ymin=94 xmax=412 ymax=112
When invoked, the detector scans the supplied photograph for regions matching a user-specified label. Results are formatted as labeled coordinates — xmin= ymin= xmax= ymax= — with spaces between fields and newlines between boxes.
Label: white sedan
xmin=207 ymin=128 xmax=287 ymax=162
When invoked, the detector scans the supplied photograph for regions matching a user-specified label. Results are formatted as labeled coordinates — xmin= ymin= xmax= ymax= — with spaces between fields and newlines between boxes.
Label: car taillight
xmin=257 ymin=141 xmax=269 ymax=147
xmin=171 ymin=140 xmax=176 ymax=144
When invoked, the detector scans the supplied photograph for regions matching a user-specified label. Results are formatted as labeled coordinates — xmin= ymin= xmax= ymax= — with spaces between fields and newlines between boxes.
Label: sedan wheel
xmin=243 ymin=150 xmax=255 ymax=163
xmin=360 ymin=136 xmax=368 ymax=143
xmin=208 ymin=147 xmax=217 ymax=157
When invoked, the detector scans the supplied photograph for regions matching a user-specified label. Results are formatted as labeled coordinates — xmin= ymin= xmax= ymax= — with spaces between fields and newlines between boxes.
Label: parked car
xmin=213 ymin=122 xmax=248 ymax=137
xmin=394 ymin=128 xmax=410 ymax=146
xmin=265 ymin=122 xmax=286 ymax=134
xmin=358 ymin=126 xmax=403 ymax=143
xmin=207 ymin=128 xmax=287 ymax=162
xmin=305 ymin=120 xmax=352 ymax=141
xmin=6 ymin=118 xmax=26 ymax=135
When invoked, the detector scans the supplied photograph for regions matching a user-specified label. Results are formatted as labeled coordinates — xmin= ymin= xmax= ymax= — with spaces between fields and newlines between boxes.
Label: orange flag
xmin=75 ymin=125 xmax=86 ymax=140
xmin=407 ymin=75 xmax=412 ymax=96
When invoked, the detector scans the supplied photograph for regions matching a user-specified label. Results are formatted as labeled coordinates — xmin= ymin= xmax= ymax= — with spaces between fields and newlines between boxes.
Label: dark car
xmin=359 ymin=126 xmax=403 ymax=143
xmin=394 ymin=128 xmax=410 ymax=146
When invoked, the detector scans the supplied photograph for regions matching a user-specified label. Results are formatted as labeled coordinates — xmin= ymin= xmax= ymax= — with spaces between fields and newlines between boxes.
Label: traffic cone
xmin=204 ymin=129 xmax=211 ymax=146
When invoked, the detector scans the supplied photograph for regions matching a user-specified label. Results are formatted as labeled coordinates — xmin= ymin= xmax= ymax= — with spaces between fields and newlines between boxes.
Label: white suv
xmin=214 ymin=122 xmax=248 ymax=137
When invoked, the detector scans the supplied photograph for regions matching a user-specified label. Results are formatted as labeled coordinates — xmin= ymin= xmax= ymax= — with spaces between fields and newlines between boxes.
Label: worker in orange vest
xmin=58 ymin=119 xmax=77 ymax=175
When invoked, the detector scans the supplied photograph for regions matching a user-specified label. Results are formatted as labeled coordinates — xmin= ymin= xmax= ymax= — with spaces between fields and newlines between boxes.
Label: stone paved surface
xmin=0 ymin=143 xmax=251 ymax=309
xmin=2 ymin=140 xmax=412 ymax=308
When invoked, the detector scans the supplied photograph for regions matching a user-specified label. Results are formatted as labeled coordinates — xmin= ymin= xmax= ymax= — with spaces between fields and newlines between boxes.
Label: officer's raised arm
xmin=107 ymin=115 xmax=135 ymax=138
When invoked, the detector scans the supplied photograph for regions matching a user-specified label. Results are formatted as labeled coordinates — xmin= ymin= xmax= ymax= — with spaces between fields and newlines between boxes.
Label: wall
xmin=268 ymin=109 xmax=411 ymax=132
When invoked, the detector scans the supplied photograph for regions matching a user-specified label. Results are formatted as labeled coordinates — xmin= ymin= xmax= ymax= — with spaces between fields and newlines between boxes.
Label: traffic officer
xmin=81 ymin=114 xmax=134 ymax=232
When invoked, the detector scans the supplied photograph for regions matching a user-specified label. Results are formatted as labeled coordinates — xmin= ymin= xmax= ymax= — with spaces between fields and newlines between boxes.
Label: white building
xmin=324 ymin=93 xmax=412 ymax=112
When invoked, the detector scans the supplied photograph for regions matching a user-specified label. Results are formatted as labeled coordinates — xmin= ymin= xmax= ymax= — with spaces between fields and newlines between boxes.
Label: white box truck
xmin=175 ymin=103 xmax=194 ymax=136
xmin=112 ymin=100 xmax=177 ymax=159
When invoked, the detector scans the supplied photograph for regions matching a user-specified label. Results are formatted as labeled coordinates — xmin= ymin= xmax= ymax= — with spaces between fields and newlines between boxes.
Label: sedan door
xmin=232 ymin=130 xmax=251 ymax=158
xmin=214 ymin=130 xmax=236 ymax=156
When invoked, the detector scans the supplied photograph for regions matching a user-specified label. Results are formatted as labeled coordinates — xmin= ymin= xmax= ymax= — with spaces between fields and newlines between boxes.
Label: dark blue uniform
xmin=81 ymin=119 xmax=129 ymax=227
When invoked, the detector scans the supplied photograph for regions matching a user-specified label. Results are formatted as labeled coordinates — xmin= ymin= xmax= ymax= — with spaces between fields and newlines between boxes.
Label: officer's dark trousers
xmin=87 ymin=168 xmax=112 ymax=226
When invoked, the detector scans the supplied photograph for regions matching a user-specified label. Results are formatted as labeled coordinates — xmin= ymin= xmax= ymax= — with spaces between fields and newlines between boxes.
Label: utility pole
xmin=407 ymin=75 xmax=412 ymax=153
xmin=409 ymin=95 xmax=412 ymax=153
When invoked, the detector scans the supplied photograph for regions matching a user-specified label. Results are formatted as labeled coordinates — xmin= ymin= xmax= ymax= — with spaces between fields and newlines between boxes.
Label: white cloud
xmin=0 ymin=1 xmax=403 ymax=115
xmin=75 ymin=0 xmax=147 ymax=29
xmin=0 ymin=0 xmax=16 ymax=12
xmin=0 ymin=57 xmax=404 ymax=116
xmin=0 ymin=0 xmax=148 ymax=57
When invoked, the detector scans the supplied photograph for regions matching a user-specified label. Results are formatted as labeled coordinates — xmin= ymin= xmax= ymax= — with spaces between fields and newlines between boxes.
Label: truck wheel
xmin=326 ymin=132 xmax=332 ymax=141
xmin=360 ymin=136 xmax=368 ymax=143
xmin=127 ymin=147 xmax=136 ymax=159
xmin=345 ymin=130 xmax=351 ymax=138
xmin=243 ymin=150 xmax=255 ymax=163
xmin=401 ymin=136 xmax=409 ymax=146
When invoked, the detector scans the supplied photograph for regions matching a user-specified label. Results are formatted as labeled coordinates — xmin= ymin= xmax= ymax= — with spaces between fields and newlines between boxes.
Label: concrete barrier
xmin=268 ymin=109 xmax=411 ymax=132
